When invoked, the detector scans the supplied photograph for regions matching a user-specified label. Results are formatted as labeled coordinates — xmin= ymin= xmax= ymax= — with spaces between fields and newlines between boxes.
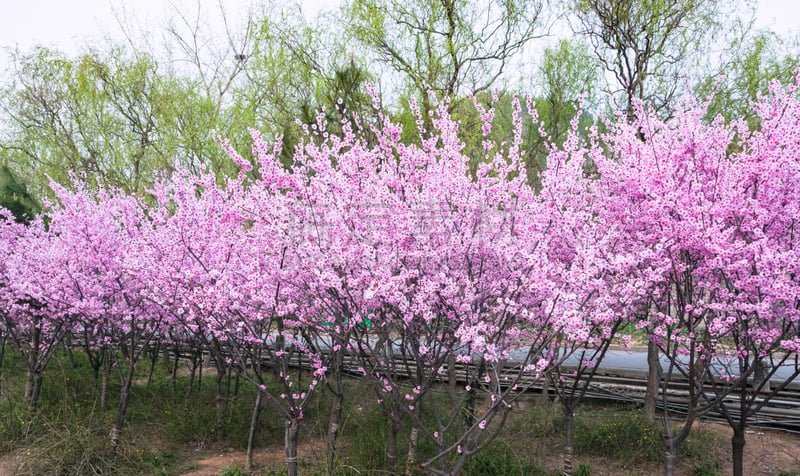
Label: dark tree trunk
xmin=210 ymin=339 xmax=228 ymax=424
xmin=170 ymin=346 xmax=180 ymax=400
xmin=541 ymin=371 xmax=551 ymax=401
xmin=145 ymin=342 xmax=160 ymax=388
xmin=563 ymin=409 xmax=574 ymax=476
xmin=87 ymin=346 xmax=104 ymax=397
xmin=186 ymin=351 xmax=198 ymax=397
xmin=214 ymin=370 xmax=226 ymax=424
xmin=109 ymin=359 xmax=136 ymax=460
xmin=645 ymin=339 xmax=661 ymax=420
xmin=285 ymin=417 xmax=300 ymax=476
xmin=26 ymin=369 xmax=42 ymax=413
xmin=405 ymin=424 xmax=420 ymax=476
xmin=247 ymin=391 xmax=264 ymax=471
xmin=24 ymin=327 xmax=41 ymax=407
xmin=387 ymin=415 xmax=401 ymax=475
xmin=753 ymin=357 xmax=770 ymax=392
xmin=664 ymin=450 xmax=677 ymax=476
xmin=732 ymin=427 xmax=746 ymax=476
xmin=326 ymin=352 xmax=345 ymax=476
xmin=447 ymin=354 xmax=457 ymax=394
xmin=162 ymin=344 xmax=171 ymax=369
xmin=65 ymin=338 xmax=76 ymax=368
xmin=100 ymin=350 xmax=110 ymax=411
xmin=197 ymin=350 xmax=203 ymax=390
xmin=0 ymin=332 xmax=5 ymax=398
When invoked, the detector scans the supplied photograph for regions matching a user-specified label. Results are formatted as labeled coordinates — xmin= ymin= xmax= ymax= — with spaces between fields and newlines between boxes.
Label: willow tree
xmin=344 ymin=0 xmax=548 ymax=124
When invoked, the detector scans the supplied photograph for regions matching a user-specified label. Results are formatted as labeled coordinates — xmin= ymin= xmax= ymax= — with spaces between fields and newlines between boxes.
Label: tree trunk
xmin=66 ymin=339 xmax=76 ymax=368
xmin=26 ymin=369 xmax=42 ymax=413
xmin=24 ymin=328 xmax=40 ymax=405
xmin=170 ymin=347 xmax=180 ymax=400
xmin=88 ymin=347 xmax=103 ymax=397
xmin=24 ymin=369 xmax=32 ymax=402
xmin=326 ymin=354 xmax=345 ymax=476
xmin=563 ymin=409 xmax=574 ymax=476
xmin=186 ymin=352 xmax=198 ymax=397
xmin=214 ymin=370 xmax=225 ymax=424
xmin=405 ymin=425 xmax=420 ymax=476
xmin=447 ymin=354 xmax=457 ymax=394
xmin=246 ymin=391 xmax=263 ymax=471
xmin=387 ymin=415 xmax=401 ymax=475
xmin=753 ymin=357 xmax=770 ymax=392
xmin=644 ymin=339 xmax=661 ymax=420
xmin=285 ymin=417 xmax=300 ymax=476
xmin=732 ymin=427 xmax=746 ymax=476
xmin=664 ymin=449 xmax=677 ymax=476
xmin=0 ymin=332 xmax=5 ymax=397
xmin=146 ymin=342 xmax=159 ymax=388
xmin=541 ymin=371 xmax=551 ymax=402
xmin=100 ymin=351 xmax=110 ymax=411
xmin=163 ymin=344 xmax=171 ymax=369
xmin=211 ymin=340 xmax=228 ymax=424
xmin=197 ymin=350 xmax=203 ymax=390
xmin=109 ymin=360 xmax=136 ymax=460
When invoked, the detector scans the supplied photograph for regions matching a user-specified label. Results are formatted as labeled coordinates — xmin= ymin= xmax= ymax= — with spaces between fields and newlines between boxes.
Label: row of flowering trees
xmin=1 ymin=78 xmax=799 ymax=476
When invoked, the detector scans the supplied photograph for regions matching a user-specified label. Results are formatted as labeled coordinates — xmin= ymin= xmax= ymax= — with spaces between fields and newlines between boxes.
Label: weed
xmin=574 ymin=410 xmax=662 ymax=464
xmin=680 ymin=424 xmax=722 ymax=471
xmin=337 ymin=404 xmax=389 ymax=470
xmin=464 ymin=440 xmax=547 ymax=475
xmin=574 ymin=463 xmax=593 ymax=476
xmin=692 ymin=460 xmax=719 ymax=476
xmin=506 ymin=398 xmax=562 ymax=439
xmin=220 ymin=464 xmax=251 ymax=476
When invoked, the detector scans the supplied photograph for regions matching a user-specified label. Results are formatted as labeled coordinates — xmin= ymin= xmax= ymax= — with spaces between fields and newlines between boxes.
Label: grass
xmin=574 ymin=409 xmax=662 ymax=464
xmin=220 ymin=464 xmax=251 ymax=476
xmin=0 ymin=347 xmax=750 ymax=475
xmin=464 ymin=440 xmax=549 ymax=475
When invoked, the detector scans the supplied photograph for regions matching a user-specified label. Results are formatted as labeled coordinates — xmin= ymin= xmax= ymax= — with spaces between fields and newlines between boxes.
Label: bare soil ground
xmin=705 ymin=424 xmax=800 ymax=476
xmin=180 ymin=439 xmax=327 ymax=475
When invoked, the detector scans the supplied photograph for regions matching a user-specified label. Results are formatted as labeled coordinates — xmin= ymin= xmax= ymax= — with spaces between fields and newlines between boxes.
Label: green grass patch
xmin=0 ymin=348 xmax=743 ymax=475
xmin=574 ymin=410 xmax=661 ymax=464
xmin=464 ymin=440 xmax=549 ymax=475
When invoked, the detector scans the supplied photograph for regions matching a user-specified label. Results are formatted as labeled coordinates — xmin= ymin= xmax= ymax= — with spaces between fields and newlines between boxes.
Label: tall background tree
xmin=343 ymin=0 xmax=548 ymax=122
xmin=570 ymin=0 xmax=754 ymax=119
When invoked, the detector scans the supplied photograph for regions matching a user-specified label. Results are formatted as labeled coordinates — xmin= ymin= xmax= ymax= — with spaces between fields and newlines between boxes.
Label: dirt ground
xmin=180 ymin=439 xmax=327 ymax=475
xmin=706 ymin=424 xmax=800 ymax=476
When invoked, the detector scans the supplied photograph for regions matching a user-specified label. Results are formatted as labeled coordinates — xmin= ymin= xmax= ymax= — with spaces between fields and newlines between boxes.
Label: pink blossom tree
xmin=586 ymin=76 xmax=800 ymax=476
xmin=45 ymin=181 xmax=165 ymax=458
xmin=0 ymin=212 xmax=70 ymax=413
xmin=698 ymin=78 xmax=800 ymax=476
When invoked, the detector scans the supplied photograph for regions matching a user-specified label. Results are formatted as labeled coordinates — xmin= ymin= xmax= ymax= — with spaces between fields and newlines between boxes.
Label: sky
xmin=0 ymin=0 xmax=798 ymax=80
xmin=0 ymin=0 xmax=336 ymax=76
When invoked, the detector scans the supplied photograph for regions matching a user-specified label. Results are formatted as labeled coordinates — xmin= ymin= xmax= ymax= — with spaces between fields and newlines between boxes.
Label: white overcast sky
xmin=0 ymin=0 xmax=337 ymax=75
xmin=0 ymin=0 xmax=798 ymax=80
